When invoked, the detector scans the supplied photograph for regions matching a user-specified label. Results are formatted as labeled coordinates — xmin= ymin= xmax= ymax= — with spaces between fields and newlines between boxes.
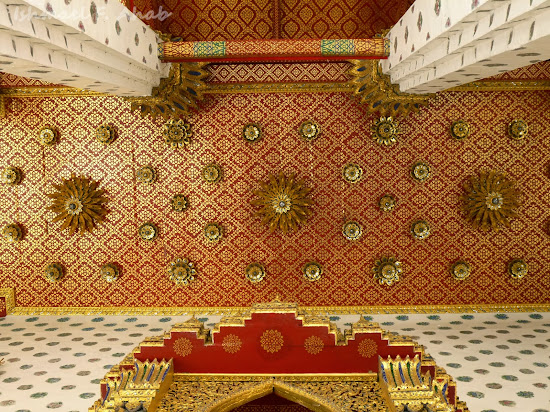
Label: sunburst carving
xmin=462 ymin=170 xmax=521 ymax=231
xmin=47 ymin=174 xmax=108 ymax=235
xmin=251 ymin=172 xmax=313 ymax=234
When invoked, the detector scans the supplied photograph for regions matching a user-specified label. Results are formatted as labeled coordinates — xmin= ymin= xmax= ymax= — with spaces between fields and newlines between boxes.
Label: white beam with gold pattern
xmin=0 ymin=0 xmax=164 ymax=96
xmin=382 ymin=0 xmax=550 ymax=94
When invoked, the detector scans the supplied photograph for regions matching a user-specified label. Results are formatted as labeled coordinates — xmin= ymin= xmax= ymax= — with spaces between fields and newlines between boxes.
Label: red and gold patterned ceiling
xmin=1 ymin=2 xmax=550 ymax=315
xmin=1 ymin=87 xmax=550 ymax=311
xmin=132 ymin=0 xmax=415 ymax=40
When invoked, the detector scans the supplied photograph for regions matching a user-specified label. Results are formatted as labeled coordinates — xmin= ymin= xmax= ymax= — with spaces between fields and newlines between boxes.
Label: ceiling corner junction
xmin=124 ymin=59 xmax=432 ymax=121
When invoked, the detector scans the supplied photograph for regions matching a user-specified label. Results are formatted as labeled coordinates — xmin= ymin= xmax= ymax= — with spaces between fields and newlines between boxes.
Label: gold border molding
xmin=5 ymin=304 xmax=550 ymax=317
xmin=450 ymin=80 xmax=550 ymax=91
xmin=2 ymin=79 xmax=549 ymax=99
xmin=0 ymin=87 xmax=103 ymax=97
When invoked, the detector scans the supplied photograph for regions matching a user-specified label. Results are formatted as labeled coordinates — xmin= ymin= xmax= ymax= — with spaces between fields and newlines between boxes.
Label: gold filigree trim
xmin=5 ymin=302 xmax=550 ymax=316
xmin=450 ymin=80 xmax=550 ymax=91
xmin=2 ymin=80 xmax=550 ymax=102
xmin=0 ymin=95 xmax=5 ymax=118
xmin=0 ymin=87 xmax=104 ymax=97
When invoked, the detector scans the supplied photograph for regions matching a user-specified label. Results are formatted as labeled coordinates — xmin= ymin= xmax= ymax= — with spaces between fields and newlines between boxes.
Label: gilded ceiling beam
xmin=158 ymin=38 xmax=389 ymax=63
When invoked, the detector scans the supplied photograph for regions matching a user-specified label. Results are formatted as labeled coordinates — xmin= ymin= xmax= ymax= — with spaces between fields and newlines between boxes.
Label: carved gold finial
xmin=450 ymin=119 xmax=470 ymax=140
xmin=246 ymin=263 xmax=266 ymax=283
xmin=136 ymin=166 xmax=157 ymax=185
xmin=95 ymin=124 xmax=116 ymax=145
xmin=509 ymin=119 xmax=528 ymax=140
xmin=168 ymin=257 xmax=196 ymax=286
xmin=202 ymin=163 xmax=223 ymax=184
xmin=38 ymin=125 xmax=58 ymax=146
xmin=138 ymin=222 xmax=158 ymax=241
xmin=1 ymin=166 xmax=21 ymax=186
xmin=44 ymin=263 xmax=64 ymax=282
xmin=2 ymin=223 xmax=22 ymax=243
xmin=299 ymin=120 xmax=321 ymax=141
xmin=372 ymin=117 xmax=399 ymax=146
xmin=163 ymin=119 xmax=192 ymax=148
xmin=100 ymin=263 xmax=120 ymax=283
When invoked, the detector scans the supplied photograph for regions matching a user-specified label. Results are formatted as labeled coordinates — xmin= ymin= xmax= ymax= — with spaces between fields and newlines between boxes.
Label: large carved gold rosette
xmin=462 ymin=170 xmax=521 ymax=231
xmin=46 ymin=174 xmax=109 ymax=235
xmin=251 ymin=172 xmax=313 ymax=234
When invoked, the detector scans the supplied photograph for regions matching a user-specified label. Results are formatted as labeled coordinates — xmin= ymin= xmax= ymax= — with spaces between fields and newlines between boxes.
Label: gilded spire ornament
xmin=46 ymin=174 xmax=109 ymax=235
xmin=251 ymin=172 xmax=313 ymax=234
xmin=462 ymin=170 xmax=521 ymax=231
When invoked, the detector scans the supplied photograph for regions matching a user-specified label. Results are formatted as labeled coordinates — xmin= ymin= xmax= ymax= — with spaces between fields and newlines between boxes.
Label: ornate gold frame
xmin=155 ymin=374 xmax=389 ymax=412
xmin=89 ymin=301 xmax=470 ymax=411
xmin=1 ymin=289 xmax=549 ymax=315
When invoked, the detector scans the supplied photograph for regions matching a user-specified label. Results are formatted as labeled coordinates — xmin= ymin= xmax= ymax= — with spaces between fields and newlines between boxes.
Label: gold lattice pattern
xmin=0 ymin=91 xmax=549 ymax=309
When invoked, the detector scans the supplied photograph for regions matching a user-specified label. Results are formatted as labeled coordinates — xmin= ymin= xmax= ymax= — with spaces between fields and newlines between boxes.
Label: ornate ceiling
xmin=0 ymin=2 xmax=549 ymax=315
xmin=1 ymin=87 xmax=550 ymax=311
xmin=132 ymin=0 xmax=415 ymax=40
